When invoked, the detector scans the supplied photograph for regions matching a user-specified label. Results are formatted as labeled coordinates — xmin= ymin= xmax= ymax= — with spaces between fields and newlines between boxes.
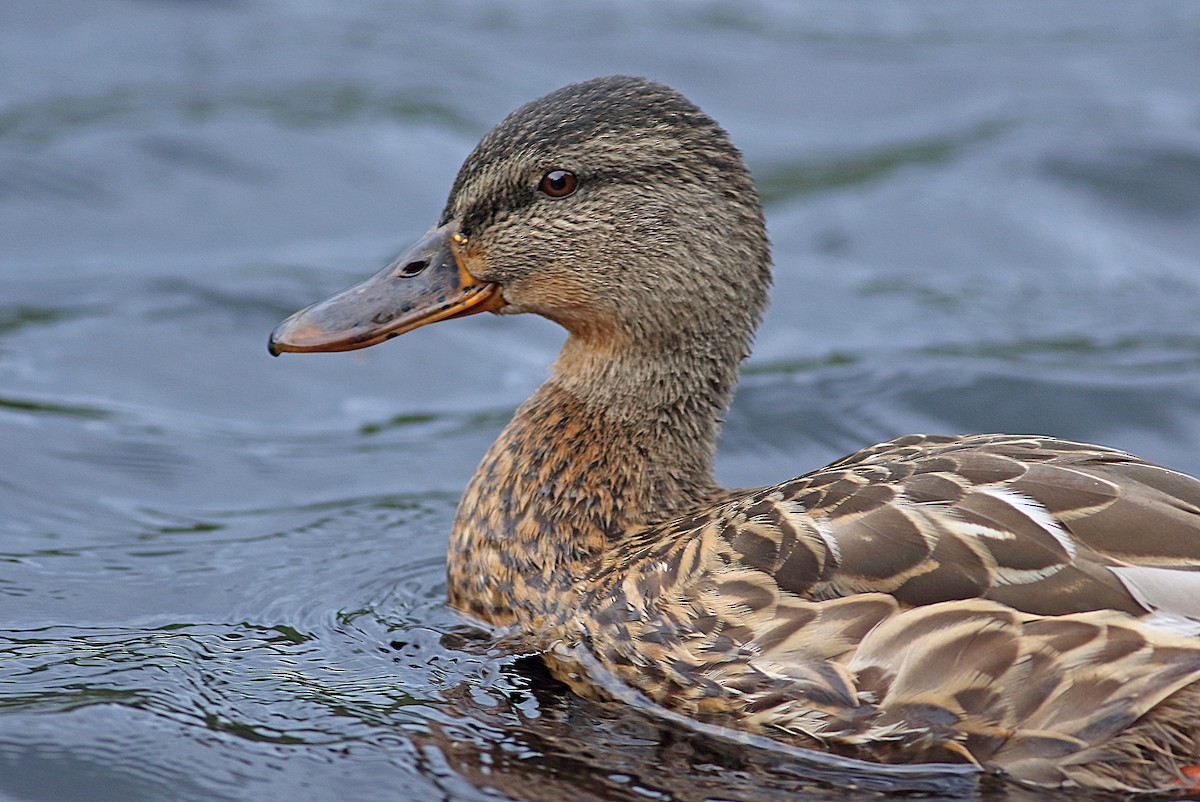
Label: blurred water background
xmin=3 ymin=2 xmax=1200 ymax=800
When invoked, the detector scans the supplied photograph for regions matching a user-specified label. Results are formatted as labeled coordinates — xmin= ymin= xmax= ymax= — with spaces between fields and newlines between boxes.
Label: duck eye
xmin=538 ymin=169 xmax=578 ymax=198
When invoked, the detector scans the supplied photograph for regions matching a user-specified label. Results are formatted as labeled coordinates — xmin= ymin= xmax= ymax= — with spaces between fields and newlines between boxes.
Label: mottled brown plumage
xmin=271 ymin=76 xmax=1200 ymax=794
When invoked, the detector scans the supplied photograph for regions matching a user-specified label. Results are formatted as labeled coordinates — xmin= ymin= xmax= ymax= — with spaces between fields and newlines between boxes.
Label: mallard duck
xmin=270 ymin=76 xmax=1200 ymax=794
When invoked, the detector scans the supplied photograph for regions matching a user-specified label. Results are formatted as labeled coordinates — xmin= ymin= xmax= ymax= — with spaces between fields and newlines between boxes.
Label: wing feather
xmin=759 ymin=434 xmax=1200 ymax=622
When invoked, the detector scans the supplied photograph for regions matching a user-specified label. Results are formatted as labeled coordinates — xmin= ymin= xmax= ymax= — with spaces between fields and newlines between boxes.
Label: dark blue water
xmin=3 ymin=2 xmax=1200 ymax=800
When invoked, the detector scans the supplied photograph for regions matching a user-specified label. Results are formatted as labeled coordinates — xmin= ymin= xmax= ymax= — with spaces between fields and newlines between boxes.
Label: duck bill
xmin=268 ymin=223 xmax=503 ymax=356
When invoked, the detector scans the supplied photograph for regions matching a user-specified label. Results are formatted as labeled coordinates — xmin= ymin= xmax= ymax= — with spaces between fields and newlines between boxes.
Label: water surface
xmin=3 ymin=2 xmax=1200 ymax=800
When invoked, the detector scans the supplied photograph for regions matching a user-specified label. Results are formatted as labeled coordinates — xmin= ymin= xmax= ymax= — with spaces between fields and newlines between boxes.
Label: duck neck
xmin=447 ymin=326 xmax=743 ymax=633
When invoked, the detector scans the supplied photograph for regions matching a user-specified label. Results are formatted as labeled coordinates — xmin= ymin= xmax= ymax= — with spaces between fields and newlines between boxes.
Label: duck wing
xmin=723 ymin=433 xmax=1200 ymax=625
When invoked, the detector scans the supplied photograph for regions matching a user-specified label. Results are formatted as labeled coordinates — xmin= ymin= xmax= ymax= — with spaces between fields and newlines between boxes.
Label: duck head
xmin=270 ymin=76 xmax=771 ymax=380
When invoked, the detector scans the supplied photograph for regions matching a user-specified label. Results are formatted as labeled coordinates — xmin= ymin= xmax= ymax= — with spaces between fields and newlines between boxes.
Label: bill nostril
xmin=398 ymin=260 xmax=428 ymax=278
